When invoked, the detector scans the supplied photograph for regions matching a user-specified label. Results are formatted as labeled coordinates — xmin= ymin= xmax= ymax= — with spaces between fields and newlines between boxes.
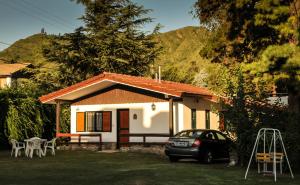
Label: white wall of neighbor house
xmin=0 ymin=78 xmax=5 ymax=88
xmin=71 ymin=102 xmax=180 ymax=143
xmin=6 ymin=77 xmax=11 ymax=87
xmin=182 ymin=97 xmax=220 ymax=130
xmin=0 ymin=77 xmax=12 ymax=88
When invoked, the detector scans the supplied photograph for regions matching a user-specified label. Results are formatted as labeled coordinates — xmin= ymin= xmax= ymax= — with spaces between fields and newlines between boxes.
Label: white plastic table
xmin=24 ymin=138 xmax=47 ymax=157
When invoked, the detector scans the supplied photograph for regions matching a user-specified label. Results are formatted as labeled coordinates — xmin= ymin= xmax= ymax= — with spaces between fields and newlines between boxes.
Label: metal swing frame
xmin=244 ymin=128 xmax=294 ymax=182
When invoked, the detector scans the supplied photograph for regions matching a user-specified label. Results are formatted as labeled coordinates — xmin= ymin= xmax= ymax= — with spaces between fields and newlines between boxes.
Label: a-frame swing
xmin=244 ymin=128 xmax=294 ymax=182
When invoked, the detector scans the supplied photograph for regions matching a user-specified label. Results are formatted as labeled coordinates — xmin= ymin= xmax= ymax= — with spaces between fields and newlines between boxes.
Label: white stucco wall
xmin=176 ymin=103 xmax=185 ymax=133
xmin=71 ymin=102 xmax=175 ymax=143
xmin=70 ymin=98 xmax=219 ymax=143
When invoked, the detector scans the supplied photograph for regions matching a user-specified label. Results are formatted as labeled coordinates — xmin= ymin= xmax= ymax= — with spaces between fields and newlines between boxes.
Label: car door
xmin=202 ymin=131 xmax=218 ymax=157
xmin=214 ymin=131 xmax=230 ymax=159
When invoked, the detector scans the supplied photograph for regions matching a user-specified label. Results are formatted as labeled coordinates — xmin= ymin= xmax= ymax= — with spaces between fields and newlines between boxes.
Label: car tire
xmin=203 ymin=150 xmax=213 ymax=164
xmin=169 ymin=156 xmax=179 ymax=162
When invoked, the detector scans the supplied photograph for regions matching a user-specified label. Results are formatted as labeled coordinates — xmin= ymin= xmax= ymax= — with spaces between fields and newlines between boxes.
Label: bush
xmin=0 ymin=86 xmax=56 ymax=149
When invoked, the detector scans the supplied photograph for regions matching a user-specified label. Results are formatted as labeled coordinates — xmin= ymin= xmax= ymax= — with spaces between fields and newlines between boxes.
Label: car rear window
xmin=176 ymin=131 xmax=189 ymax=137
xmin=215 ymin=132 xmax=226 ymax=140
xmin=175 ymin=130 xmax=203 ymax=138
xmin=190 ymin=131 xmax=203 ymax=137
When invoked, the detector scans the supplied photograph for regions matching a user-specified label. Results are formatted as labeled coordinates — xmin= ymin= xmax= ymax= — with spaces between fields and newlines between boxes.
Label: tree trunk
xmin=288 ymin=90 xmax=300 ymax=114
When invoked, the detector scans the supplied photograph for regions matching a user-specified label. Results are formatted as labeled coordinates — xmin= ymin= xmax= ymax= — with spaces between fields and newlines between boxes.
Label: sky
xmin=0 ymin=0 xmax=199 ymax=51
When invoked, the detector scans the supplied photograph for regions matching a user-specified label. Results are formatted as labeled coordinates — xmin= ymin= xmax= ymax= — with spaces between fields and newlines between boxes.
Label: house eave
xmin=181 ymin=92 xmax=219 ymax=103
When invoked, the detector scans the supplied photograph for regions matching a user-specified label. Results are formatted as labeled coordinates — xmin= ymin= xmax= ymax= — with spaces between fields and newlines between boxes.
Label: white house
xmin=39 ymin=72 xmax=223 ymax=149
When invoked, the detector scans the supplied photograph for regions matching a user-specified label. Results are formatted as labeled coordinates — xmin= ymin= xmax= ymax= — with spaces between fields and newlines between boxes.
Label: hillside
xmin=155 ymin=26 xmax=208 ymax=65
xmin=0 ymin=33 xmax=52 ymax=66
xmin=154 ymin=26 xmax=210 ymax=82
xmin=0 ymin=26 xmax=210 ymax=83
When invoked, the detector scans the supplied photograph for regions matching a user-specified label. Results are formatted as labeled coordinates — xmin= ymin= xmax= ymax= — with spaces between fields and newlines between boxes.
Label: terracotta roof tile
xmin=39 ymin=72 xmax=217 ymax=103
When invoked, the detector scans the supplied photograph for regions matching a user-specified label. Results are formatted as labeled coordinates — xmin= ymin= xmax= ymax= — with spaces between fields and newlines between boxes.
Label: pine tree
xmin=44 ymin=0 xmax=161 ymax=86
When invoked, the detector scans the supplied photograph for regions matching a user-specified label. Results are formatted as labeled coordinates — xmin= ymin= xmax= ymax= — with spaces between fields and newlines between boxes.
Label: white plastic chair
xmin=27 ymin=138 xmax=43 ymax=158
xmin=43 ymin=138 xmax=57 ymax=156
xmin=10 ymin=139 xmax=25 ymax=158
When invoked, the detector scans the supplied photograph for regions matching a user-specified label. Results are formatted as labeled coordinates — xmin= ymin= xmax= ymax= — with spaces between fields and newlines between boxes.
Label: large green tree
xmin=194 ymin=0 xmax=300 ymax=112
xmin=44 ymin=0 xmax=161 ymax=86
xmin=194 ymin=0 xmax=294 ymax=62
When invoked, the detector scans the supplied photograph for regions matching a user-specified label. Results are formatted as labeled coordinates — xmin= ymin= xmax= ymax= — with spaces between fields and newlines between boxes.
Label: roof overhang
xmin=40 ymin=79 xmax=181 ymax=104
xmin=42 ymin=80 xmax=116 ymax=104
xmin=181 ymin=92 xmax=219 ymax=103
xmin=39 ymin=72 xmax=218 ymax=104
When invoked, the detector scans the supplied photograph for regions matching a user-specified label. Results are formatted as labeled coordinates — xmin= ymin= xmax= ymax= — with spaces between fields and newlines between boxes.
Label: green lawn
xmin=0 ymin=150 xmax=297 ymax=185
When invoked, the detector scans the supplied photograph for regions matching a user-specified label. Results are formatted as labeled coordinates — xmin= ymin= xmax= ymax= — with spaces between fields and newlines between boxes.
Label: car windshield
xmin=175 ymin=130 xmax=203 ymax=138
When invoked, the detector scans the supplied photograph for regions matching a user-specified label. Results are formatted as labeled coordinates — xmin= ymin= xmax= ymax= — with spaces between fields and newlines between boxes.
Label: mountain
xmin=0 ymin=26 xmax=210 ymax=82
xmin=154 ymin=26 xmax=210 ymax=82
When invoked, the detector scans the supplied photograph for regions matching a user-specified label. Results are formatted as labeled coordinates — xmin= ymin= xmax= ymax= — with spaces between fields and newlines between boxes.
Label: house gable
xmin=72 ymin=84 xmax=169 ymax=105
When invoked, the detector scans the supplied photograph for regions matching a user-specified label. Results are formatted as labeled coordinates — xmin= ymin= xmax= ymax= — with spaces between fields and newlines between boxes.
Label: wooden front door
xmin=117 ymin=109 xmax=129 ymax=148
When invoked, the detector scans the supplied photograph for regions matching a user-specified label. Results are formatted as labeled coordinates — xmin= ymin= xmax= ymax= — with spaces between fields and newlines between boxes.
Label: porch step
xmin=70 ymin=137 xmax=88 ymax=143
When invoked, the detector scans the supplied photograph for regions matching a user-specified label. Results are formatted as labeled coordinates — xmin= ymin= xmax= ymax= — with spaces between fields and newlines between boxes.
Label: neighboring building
xmin=0 ymin=63 xmax=31 ymax=88
xmin=267 ymin=96 xmax=288 ymax=106
xmin=39 ymin=72 xmax=223 ymax=149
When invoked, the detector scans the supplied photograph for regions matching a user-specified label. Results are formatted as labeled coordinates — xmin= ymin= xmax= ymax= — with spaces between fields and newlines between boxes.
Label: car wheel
xmin=169 ymin=156 xmax=179 ymax=162
xmin=203 ymin=151 xmax=213 ymax=164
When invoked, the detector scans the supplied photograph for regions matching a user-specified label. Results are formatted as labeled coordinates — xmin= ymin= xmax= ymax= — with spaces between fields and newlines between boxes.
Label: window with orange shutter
xmin=76 ymin=112 xmax=85 ymax=132
xmin=102 ymin=111 xmax=111 ymax=132
xmin=76 ymin=111 xmax=112 ymax=132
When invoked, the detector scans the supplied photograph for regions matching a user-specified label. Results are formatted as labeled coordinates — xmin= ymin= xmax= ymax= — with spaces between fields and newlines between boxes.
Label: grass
xmin=0 ymin=150 xmax=297 ymax=185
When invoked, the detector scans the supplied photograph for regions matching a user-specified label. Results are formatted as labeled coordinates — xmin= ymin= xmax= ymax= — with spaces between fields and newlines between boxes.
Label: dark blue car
xmin=165 ymin=129 xmax=231 ymax=163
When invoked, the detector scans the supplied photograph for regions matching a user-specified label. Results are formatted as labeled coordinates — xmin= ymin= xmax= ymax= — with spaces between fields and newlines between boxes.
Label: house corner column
xmin=55 ymin=99 xmax=61 ymax=137
xmin=169 ymin=98 xmax=174 ymax=136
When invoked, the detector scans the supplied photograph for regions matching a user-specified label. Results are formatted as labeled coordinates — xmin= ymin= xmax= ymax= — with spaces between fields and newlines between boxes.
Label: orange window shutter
xmin=102 ymin=111 xmax=111 ymax=132
xmin=76 ymin=112 xmax=85 ymax=132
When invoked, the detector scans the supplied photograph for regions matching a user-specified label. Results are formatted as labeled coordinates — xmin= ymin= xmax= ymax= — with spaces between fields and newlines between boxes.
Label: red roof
xmin=39 ymin=72 xmax=217 ymax=103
